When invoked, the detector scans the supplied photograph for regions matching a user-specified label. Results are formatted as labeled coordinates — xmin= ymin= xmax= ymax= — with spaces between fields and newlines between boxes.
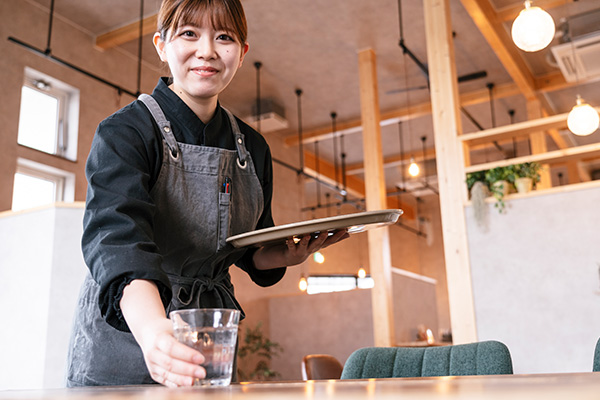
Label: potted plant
xmin=484 ymin=166 xmax=514 ymax=213
xmin=237 ymin=322 xmax=283 ymax=382
xmin=513 ymin=162 xmax=541 ymax=193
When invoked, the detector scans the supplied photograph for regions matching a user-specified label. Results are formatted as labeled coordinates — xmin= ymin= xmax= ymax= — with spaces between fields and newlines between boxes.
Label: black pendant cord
xmin=509 ymin=109 xmax=517 ymax=157
xmin=315 ymin=140 xmax=321 ymax=207
xmin=8 ymin=0 xmax=141 ymax=97
xmin=296 ymin=89 xmax=304 ymax=173
xmin=136 ymin=0 xmax=144 ymax=96
xmin=398 ymin=122 xmax=406 ymax=191
xmin=254 ymin=62 xmax=262 ymax=132
xmin=45 ymin=0 xmax=55 ymax=54
xmin=396 ymin=122 xmax=405 ymax=207
xmin=331 ymin=112 xmax=339 ymax=189
xmin=340 ymin=131 xmax=348 ymax=201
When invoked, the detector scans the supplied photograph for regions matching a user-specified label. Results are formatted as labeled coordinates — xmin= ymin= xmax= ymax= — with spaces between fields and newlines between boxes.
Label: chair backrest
xmin=301 ymin=354 xmax=344 ymax=380
xmin=340 ymin=341 xmax=513 ymax=379
xmin=594 ymin=337 xmax=600 ymax=372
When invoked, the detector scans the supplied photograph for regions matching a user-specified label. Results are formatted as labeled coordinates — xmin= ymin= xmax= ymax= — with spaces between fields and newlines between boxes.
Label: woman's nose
xmin=195 ymin=37 xmax=216 ymax=59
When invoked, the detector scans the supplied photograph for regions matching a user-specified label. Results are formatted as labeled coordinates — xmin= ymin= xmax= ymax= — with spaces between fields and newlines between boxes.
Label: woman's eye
xmin=179 ymin=30 xmax=196 ymax=38
xmin=217 ymin=34 xmax=234 ymax=41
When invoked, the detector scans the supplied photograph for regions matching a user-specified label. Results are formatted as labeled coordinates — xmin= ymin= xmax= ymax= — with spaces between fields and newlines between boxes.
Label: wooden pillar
xmin=526 ymin=99 xmax=552 ymax=189
xmin=357 ymin=48 xmax=395 ymax=347
xmin=423 ymin=0 xmax=477 ymax=343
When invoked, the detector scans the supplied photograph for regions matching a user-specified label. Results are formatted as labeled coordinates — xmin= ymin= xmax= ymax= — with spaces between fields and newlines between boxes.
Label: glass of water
xmin=170 ymin=308 xmax=240 ymax=386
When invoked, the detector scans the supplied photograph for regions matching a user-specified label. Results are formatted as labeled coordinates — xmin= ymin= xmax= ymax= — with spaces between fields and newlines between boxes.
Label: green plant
xmin=514 ymin=162 xmax=541 ymax=188
xmin=485 ymin=167 xmax=514 ymax=213
xmin=237 ymin=322 xmax=283 ymax=382
xmin=466 ymin=170 xmax=486 ymax=192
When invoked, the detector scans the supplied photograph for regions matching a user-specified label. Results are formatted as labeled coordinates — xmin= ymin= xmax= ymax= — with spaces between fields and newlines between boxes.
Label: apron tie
xmin=168 ymin=274 xmax=245 ymax=320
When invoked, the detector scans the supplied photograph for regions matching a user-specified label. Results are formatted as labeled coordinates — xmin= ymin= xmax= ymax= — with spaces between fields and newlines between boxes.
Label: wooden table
xmin=2 ymin=373 xmax=600 ymax=399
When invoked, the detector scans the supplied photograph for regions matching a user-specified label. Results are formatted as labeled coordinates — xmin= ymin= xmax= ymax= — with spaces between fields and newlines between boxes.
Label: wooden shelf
xmin=459 ymin=107 xmax=600 ymax=147
xmin=464 ymin=142 xmax=600 ymax=173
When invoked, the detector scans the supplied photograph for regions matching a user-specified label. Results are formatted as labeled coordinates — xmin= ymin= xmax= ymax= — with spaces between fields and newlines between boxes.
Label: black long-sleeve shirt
xmin=82 ymin=77 xmax=285 ymax=331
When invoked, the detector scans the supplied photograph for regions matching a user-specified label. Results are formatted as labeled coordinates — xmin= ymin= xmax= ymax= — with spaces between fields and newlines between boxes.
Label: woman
xmin=66 ymin=0 xmax=347 ymax=387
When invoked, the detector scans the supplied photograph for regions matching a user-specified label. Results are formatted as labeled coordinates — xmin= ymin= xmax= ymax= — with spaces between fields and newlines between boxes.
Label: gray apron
xmin=66 ymin=94 xmax=264 ymax=386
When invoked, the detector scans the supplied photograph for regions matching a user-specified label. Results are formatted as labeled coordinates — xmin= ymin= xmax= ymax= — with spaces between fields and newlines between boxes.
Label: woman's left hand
xmin=252 ymin=229 xmax=349 ymax=270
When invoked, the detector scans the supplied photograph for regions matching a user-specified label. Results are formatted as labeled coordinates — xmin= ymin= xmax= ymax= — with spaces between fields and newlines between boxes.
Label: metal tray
xmin=226 ymin=209 xmax=403 ymax=248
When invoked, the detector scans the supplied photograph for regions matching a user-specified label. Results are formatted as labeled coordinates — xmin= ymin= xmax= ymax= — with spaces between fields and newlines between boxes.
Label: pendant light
xmin=511 ymin=0 xmax=555 ymax=52
xmin=567 ymin=95 xmax=600 ymax=136
xmin=313 ymin=252 xmax=325 ymax=264
xmin=408 ymin=158 xmax=420 ymax=177
xmin=564 ymin=19 xmax=600 ymax=137
xmin=298 ymin=275 xmax=308 ymax=292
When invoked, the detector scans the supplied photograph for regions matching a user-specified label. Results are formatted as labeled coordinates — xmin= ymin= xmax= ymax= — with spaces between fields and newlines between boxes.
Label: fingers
xmin=145 ymin=332 xmax=206 ymax=387
xmin=321 ymin=229 xmax=350 ymax=248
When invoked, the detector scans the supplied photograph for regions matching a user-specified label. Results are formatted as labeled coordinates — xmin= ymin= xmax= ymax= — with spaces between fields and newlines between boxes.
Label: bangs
xmin=159 ymin=0 xmax=247 ymax=44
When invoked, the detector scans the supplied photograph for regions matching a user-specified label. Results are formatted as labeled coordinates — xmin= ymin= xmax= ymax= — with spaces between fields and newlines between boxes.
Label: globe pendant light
xmin=511 ymin=0 xmax=555 ymax=52
xmin=567 ymin=95 xmax=600 ymax=136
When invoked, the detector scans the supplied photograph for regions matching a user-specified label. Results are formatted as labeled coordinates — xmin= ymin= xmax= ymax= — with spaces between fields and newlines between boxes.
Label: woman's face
xmin=154 ymin=20 xmax=248 ymax=106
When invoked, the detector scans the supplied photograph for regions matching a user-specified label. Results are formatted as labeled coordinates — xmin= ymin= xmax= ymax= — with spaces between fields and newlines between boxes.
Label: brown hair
xmin=157 ymin=0 xmax=247 ymax=44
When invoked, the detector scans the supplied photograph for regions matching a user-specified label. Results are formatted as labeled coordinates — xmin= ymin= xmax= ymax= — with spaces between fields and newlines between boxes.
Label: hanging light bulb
xmin=357 ymin=267 xmax=366 ymax=279
xmin=313 ymin=251 xmax=325 ymax=264
xmin=408 ymin=158 xmax=420 ymax=177
xmin=567 ymin=96 xmax=600 ymax=136
xmin=511 ymin=0 xmax=555 ymax=52
xmin=298 ymin=275 xmax=308 ymax=291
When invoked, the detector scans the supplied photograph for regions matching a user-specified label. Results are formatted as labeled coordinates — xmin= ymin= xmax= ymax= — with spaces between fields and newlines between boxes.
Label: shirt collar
xmin=152 ymin=77 xmax=226 ymax=146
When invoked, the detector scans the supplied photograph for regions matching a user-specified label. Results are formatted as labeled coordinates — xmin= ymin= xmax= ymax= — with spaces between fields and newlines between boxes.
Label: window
xmin=17 ymin=67 xmax=79 ymax=161
xmin=306 ymin=275 xmax=374 ymax=295
xmin=11 ymin=159 xmax=75 ymax=212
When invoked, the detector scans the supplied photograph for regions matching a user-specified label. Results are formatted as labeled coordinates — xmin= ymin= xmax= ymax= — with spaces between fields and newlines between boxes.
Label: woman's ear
xmin=238 ymin=42 xmax=249 ymax=68
xmin=153 ymin=32 xmax=167 ymax=62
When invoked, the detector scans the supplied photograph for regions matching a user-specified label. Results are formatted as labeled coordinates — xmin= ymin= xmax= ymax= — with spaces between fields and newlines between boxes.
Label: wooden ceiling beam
xmin=284 ymin=82 xmax=521 ymax=147
xmin=496 ymin=0 xmax=574 ymax=22
xmin=95 ymin=15 xmax=157 ymax=50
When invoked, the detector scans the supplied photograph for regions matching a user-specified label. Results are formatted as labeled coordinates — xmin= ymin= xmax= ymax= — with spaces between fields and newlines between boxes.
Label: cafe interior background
xmin=1 ymin=0 xmax=600 ymax=390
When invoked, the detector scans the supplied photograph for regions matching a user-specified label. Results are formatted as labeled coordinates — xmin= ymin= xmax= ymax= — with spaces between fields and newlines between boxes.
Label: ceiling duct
xmin=245 ymin=98 xmax=288 ymax=133
xmin=551 ymin=9 xmax=600 ymax=83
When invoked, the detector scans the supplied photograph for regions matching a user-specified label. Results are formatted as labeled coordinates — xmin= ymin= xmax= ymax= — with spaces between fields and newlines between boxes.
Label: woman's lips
xmin=192 ymin=66 xmax=218 ymax=77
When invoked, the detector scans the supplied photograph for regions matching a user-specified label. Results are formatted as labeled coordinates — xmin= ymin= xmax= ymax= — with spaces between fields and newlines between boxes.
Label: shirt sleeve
xmin=234 ymin=139 xmax=287 ymax=286
xmin=81 ymin=105 xmax=172 ymax=332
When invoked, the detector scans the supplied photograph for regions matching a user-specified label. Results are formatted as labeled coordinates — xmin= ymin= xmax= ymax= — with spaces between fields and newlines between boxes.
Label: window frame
xmin=18 ymin=67 xmax=80 ymax=161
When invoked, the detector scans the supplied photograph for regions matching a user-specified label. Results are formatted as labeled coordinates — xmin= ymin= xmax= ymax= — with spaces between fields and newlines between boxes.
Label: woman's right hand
xmin=120 ymin=279 xmax=205 ymax=387
xmin=137 ymin=317 xmax=206 ymax=387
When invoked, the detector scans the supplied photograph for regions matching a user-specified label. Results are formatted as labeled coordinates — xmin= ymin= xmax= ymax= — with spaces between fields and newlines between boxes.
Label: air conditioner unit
xmin=245 ymin=99 xmax=288 ymax=133
xmin=551 ymin=31 xmax=600 ymax=83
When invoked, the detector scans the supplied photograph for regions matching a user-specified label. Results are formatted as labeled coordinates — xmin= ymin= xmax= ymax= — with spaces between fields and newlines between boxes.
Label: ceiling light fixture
xmin=567 ymin=95 xmax=600 ymax=136
xmin=357 ymin=268 xmax=366 ymax=279
xmin=313 ymin=251 xmax=325 ymax=264
xmin=511 ymin=0 xmax=555 ymax=52
xmin=298 ymin=275 xmax=308 ymax=292
xmin=408 ymin=158 xmax=420 ymax=177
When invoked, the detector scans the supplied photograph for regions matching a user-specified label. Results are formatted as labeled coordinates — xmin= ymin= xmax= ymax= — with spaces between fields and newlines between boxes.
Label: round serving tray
xmin=226 ymin=209 xmax=403 ymax=248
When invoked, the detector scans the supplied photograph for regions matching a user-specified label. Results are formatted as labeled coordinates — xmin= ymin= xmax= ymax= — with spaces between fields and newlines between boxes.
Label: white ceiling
xmin=27 ymin=0 xmax=600 ymax=208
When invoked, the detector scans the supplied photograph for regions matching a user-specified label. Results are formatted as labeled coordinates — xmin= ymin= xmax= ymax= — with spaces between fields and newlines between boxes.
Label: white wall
xmin=466 ymin=182 xmax=600 ymax=374
xmin=0 ymin=204 xmax=87 ymax=390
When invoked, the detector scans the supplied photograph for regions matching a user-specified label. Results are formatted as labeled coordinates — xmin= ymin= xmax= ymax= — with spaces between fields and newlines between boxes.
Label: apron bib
xmin=66 ymin=94 xmax=263 ymax=386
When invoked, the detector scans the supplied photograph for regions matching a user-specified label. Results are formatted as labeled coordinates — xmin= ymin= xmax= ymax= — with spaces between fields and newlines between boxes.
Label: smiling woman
xmin=65 ymin=0 xmax=347 ymax=388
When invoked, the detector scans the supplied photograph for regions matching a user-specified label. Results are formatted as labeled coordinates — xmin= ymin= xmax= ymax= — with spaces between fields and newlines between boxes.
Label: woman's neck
xmin=169 ymin=84 xmax=218 ymax=123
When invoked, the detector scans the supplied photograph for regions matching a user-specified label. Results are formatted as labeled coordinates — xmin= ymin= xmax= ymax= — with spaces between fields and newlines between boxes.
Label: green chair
xmin=594 ymin=337 xmax=600 ymax=372
xmin=340 ymin=341 xmax=513 ymax=379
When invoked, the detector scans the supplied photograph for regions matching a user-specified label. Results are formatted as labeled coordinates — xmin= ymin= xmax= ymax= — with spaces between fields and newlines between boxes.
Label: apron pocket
xmin=217 ymin=192 xmax=231 ymax=251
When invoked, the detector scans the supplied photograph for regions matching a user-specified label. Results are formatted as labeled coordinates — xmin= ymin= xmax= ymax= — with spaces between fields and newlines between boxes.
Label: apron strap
xmin=138 ymin=94 xmax=181 ymax=159
xmin=222 ymin=107 xmax=250 ymax=169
